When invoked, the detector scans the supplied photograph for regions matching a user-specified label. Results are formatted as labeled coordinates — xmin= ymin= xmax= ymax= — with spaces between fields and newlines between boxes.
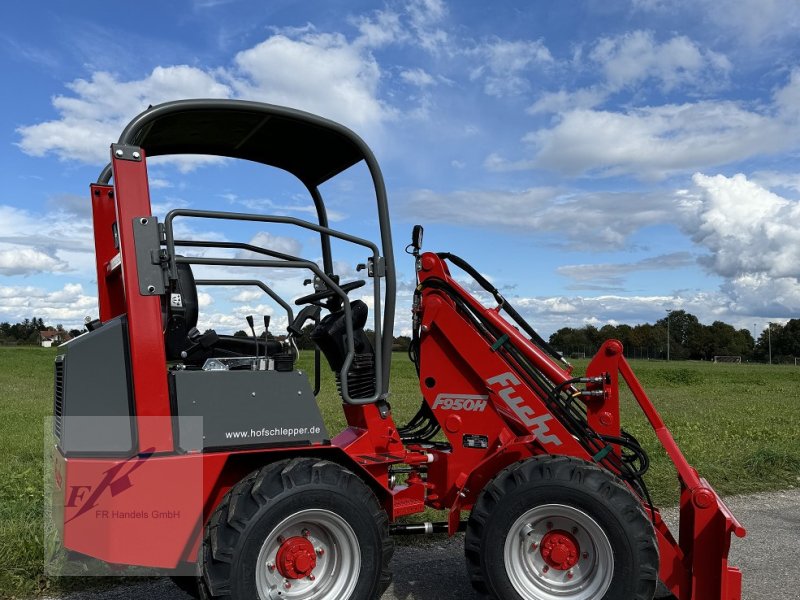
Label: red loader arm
xmin=416 ymin=252 xmax=744 ymax=600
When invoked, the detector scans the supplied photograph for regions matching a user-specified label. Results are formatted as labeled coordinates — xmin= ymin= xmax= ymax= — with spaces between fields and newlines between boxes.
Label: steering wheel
xmin=294 ymin=280 xmax=366 ymax=306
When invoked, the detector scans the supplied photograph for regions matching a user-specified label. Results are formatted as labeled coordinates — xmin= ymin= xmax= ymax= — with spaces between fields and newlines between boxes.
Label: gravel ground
xmin=40 ymin=488 xmax=800 ymax=600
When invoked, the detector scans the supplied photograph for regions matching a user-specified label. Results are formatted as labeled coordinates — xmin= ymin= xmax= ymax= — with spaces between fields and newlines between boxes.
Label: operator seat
xmin=310 ymin=300 xmax=376 ymax=399
xmin=162 ymin=261 xmax=281 ymax=363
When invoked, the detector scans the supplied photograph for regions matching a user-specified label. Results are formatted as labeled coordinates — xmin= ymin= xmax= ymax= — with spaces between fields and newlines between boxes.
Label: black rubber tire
xmin=199 ymin=457 xmax=393 ymax=599
xmin=170 ymin=575 xmax=201 ymax=598
xmin=465 ymin=455 xmax=659 ymax=600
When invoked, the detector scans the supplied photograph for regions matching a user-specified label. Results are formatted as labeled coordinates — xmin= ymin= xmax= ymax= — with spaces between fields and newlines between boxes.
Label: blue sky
xmin=1 ymin=0 xmax=799 ymax=338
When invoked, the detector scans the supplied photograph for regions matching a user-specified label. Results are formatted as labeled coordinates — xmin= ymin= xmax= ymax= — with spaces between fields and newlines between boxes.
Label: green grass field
xmin=1 ymin=347 xmax=799 ymax=598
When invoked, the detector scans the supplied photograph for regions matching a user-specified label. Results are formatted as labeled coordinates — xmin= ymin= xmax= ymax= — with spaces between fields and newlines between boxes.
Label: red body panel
xmin=55 ymin=450 xmax=207 ymax=568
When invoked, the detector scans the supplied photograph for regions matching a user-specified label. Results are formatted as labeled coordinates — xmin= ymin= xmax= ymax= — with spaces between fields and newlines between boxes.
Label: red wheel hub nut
xmin=275 ymin=536 xmax=318 ymax=580
xmin=540 ymin=530 xmax=581 ymax=571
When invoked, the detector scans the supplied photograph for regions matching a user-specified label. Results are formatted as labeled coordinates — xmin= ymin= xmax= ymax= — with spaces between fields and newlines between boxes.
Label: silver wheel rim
xmin=503 ymin=503 xmax=614 ymax=600
xmin=255 ymin=509 xmax=361 ymax=600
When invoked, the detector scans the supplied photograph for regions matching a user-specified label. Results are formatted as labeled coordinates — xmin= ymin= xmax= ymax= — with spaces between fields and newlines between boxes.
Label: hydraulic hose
xmin=436 ymin=252 xmax=568 ymax=367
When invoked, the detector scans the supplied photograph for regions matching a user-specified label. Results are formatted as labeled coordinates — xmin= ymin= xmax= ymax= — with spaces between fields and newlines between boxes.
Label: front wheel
xmin=200 ymin=457 xmax=393 ymax=600
xmin=465 ymin=455 xmax=658 ymax=600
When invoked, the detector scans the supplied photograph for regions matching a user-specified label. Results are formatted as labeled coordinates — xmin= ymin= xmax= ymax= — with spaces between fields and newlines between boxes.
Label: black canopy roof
xmin=117 ymin=99 xmax=368 ymax=187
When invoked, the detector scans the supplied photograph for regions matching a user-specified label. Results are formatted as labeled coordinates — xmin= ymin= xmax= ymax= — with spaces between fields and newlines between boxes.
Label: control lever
xmin=246 ymin=315 xmax=257 ymax=347
xmin=180 ymin=329 xmax=220 ymax=359
xmin=287 ymin=305 xmax=321 ymax=337
xmin=245 ymin=315 xmax=262 ymax=369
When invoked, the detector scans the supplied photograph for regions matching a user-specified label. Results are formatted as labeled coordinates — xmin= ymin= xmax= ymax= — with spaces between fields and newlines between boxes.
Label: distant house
xmin=40 ymin=329 xmax=71 ymax=348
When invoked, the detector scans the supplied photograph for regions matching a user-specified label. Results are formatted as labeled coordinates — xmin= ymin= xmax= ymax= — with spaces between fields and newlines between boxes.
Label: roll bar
xmin=98 ymin=99 xmax=396 ymax=401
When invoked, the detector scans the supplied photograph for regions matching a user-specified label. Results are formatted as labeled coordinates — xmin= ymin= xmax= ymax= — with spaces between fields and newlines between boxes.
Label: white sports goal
xmin=712 ymin=356 xmax=742 ymax=363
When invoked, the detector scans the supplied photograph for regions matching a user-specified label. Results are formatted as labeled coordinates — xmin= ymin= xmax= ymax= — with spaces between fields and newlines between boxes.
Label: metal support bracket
xmin=132 ymin=216 xmax=166 ymax=295
xmin=111 ymin=143 xmax=143 ymax=162
xmin=367 ymin=256 xmax=385 ymax=277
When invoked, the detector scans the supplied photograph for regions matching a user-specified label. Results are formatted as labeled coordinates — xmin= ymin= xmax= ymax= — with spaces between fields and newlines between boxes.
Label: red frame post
xmin=90 ymin=184 xmax=126 ymax=321
xmin=111 ymin=147 xmax=173 ymax=453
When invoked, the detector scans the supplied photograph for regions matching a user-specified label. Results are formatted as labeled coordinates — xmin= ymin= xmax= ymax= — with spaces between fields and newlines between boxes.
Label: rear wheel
xmin=200 ymin=457 xmax=393 ymax=600
xmin=465 ymin=455 xmax=658 ymax=600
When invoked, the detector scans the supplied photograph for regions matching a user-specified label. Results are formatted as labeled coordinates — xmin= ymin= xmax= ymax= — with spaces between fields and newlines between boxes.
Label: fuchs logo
xmin=486 ymin=372 xmax=562 ymax=446
xmin=432 ymin=394 xmax=489 ymax=412
xmin=64 ymin=448 xmax=155 ymax=523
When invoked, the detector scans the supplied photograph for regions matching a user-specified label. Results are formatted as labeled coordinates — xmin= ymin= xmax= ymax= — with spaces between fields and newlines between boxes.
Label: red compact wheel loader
xmin=50 ymin=99 xmax=744 ymax=600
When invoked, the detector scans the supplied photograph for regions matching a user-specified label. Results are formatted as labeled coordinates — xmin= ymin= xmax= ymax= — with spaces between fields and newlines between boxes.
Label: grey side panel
xmin=56 ymin=317 xmax=136 ymax=456
xmin=171 ymin=370 xmax=328 ymax=452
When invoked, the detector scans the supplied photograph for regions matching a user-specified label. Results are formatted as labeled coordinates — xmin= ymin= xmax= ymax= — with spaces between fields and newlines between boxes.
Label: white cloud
xmin=350 ymin=0 xmax=448 ymax=53
xmin=633 ymin=0 xmax=800 ymax=47
xmin=17 ymin=67 xmax=231 ymax=165
xmin=557 ymin=252 xmax=695 ymax=290
xmin=149 ymin=178 xmax=173 ymax=190
xmin=239 ymin=232 xmax=302 ymax=259
xmin=18 ymin=28 xmax=399 ymax=166
xmin=507 ymin=291 xmax=693 ymax=337
xmin=630 ymin=0 xmax=671 ymax=10
xmin=0 ymin=248 xmax=68 ymax=276
xmin=469 ymin=38 xmax=553 ymax=97
xmin=496 ymin=283 xmax=794 ymax=338
xmin=0 ymin=205 xmax=95 ymax=275
xmin=665 ymin=173 xmax=800 ymax=320
xmin=515 ymin=51 xmax=800 ymax=181
xmin=483 ymin=152 xmax=535 ymax=172
xmin=722 ymin=274 xmax=800 ymax=318
xmin=400 ymin=68 xmax=437 ymax=87
xmin=197 ymin=291 xmax=214 ymax=308
xmin=231 ymin=289 xmax=263 ymax=302
xmin=405 ymin=187 xmax=675 ymax=248
xmin=679 ymin=173 xmax=800 ymax=279
xmin=230 ymin=33 xmax=395 ymax=131
xmin=526 ymin=100 xmax=790 ymax=180
xmin=589 ymin=31 xmax=730 ymax=92
xmin=527 ymin=88 xmax=607 ymax=115
xmin=0 ymin=283 xmax=97 ymax=327
xmin=752 ymin=170 xmax=800 ymax=194
xmin=196 ymin=309 xmax=289 ymax=336
xmin=408 ymin=0 xmax=447 ymax=26
xmin=706 ymin=0 xmax=800 ymax=45
xmin=225 ymin=195 xmax=347 ymax=222
xmin=406 ymin=0 xmax=449 ymax=52
xmin=352 ymin=9 xmax=406 ymax=48
xmin=405 ymin=172 xmax=800 ymax=323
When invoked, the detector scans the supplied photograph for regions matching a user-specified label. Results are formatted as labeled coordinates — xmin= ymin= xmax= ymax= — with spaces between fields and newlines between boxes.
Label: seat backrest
xmin=163 ymin=261 xmax=199 ymax=360
xmin=310 ymin=300 xmax=373 ymax=372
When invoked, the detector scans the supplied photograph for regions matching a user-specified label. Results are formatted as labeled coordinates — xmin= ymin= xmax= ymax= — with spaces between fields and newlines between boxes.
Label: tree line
xmin=549 ymin=310 xmax=800 ymax=363
xmin=0 ymin=318 xmax=84 ymax=345
xmin=5 ymin=311 xmax=796 ymax=362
